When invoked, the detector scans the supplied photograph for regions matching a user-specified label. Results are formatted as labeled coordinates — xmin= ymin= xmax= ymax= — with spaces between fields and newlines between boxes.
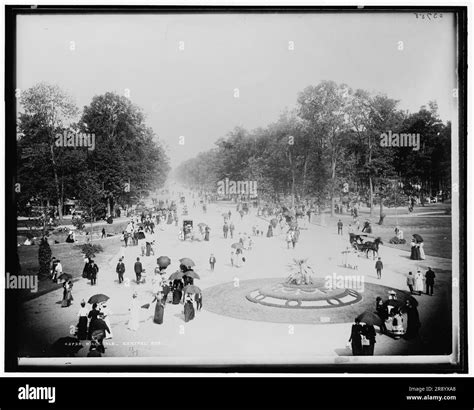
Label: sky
xmin=17 ymin=12 xmax=457 ymax=167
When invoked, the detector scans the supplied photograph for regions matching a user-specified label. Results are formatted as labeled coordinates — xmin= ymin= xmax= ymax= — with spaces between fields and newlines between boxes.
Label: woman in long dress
xmin=87 ymin=303 xmax=101 ymax=340
xmin=419 ymin=242 xmax=426 ymax=260
xmin=100 ymin=303 xmax=113 ymax=339
xmin=414 ymin=271 xmax=424 ymax=296
xmin=404 ymin=300 xmax=421 ymax=339
xmin=410 ymin=239 xmax=418 ymax=260
xmin=61 ymin=281 xmax=73 ymax=307
xmin=172 ymin=279 xmax=183 ymax=304
xmin=128 ymin=292 xmax=140 ymax=331
xmin=152 ymin=272 xmax=163 ymax=295
xmin=266 ymin=224 xmax=273 ymax=238
xmin=152 ymin=293 xmax=165 ymax=324
xmin=77 ymin=301 xmax=88 ymax=340
xmin=184 ymin=294 xmax=195 ymax=322
xmin=348 ymin=318 xmax=363 ymax=356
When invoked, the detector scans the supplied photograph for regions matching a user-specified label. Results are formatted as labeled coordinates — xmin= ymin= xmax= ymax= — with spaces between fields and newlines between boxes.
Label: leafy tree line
xmin=176 ymin=80 xmax=451 ymax=217
xmin=17 ymin=83 xmax=170 ymax=221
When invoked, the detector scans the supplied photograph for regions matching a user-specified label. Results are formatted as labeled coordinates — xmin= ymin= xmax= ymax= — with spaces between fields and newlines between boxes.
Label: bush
xmin=74 ymin=243 xmax=103 ymax=259
xmin=38 ymin=237 xmax=52 ymax=279
xmin=389 ymin=236 xmax=406 ymax=244
xmin=72 ymin=217 xmax=86 ymax=231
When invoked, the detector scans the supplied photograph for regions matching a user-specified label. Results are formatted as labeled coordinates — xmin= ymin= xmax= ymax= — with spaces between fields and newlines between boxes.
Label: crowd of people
xmin=39 ymin=187 xmax=444 ymax=359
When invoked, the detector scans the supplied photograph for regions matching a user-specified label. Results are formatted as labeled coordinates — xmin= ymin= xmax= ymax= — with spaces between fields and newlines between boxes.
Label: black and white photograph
xmin=5 ymin=5 xmax=466 ymax=371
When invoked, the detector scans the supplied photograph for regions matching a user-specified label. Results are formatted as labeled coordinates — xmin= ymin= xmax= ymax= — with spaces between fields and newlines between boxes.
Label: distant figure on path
xmin=337 ymin=219 xmax=343 ymax=235
xmin=209 ymin=254 xmax=216 ymax=271
xmin=406 ymin=271 xmax=415 ymax=294
xmin=61 ymin=280 xmax=73 ymax=307
xmin=184 ymin=294 xmax=195 ymax=322
xmin=152 ymin=293 xmax=165 ymax=325
xmin=266 ymin=224 xmax=273 ymax=238
xmin=134 ymin=257 xmax=143 ymax=284
xmin=425 ymin=267 xmax=436 ymax=296
xmin=77 ymin=300 xmax=88 ymax=340
xmin=414 ymin=270 xmax=424 ymax=296
xmin=116 ymin=257 xmax=125 ymax=284
xmin=89 ymin=259 xmax=98 ymax=285
xmin=375 ymin=257 xmax=383 ymax=279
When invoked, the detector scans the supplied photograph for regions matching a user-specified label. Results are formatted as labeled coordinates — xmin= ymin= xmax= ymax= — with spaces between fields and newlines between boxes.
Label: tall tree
xmin=80 ymin=92 xmax=169 ymax=214
xmin=297 ymin=81 xmax=352 ymax=215
xmin=18 ymin=83 xmax=79 ymax=220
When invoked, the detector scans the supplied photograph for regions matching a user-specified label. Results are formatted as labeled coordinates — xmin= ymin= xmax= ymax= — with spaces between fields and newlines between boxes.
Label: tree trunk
xmin=368 ymin=138 xmax=373 ymax=217
xmin=50 ymin=145 xmax=63 ymax=221
xmin=369 ymin=176 xmax=374 ymax=217
xmin=107 ymin=196 xmax=112 ymax=216
xmin=287 ymin=149 xmax=295 ymax=208
xmin=330 ymin=157 xmax=336 ymax=217
xmin=302 ymin=155 xmax=309 ymax=198
xmin=378 ymin=197 xmax=385 ymax=225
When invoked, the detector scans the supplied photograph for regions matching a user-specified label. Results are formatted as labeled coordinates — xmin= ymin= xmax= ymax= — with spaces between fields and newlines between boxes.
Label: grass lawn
xmin=16 ymin=236 xmax=122 ymax=301
xmin=321 ymin=203 xmax=452 ymax=259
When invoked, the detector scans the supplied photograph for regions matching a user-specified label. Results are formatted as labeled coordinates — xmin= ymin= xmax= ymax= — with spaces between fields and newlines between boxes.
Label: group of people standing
xmin=348 ymin=319 xmax=376 ymax=356
xmin=410 ymin=237 xmax=426 ymax=260
xmin=407 ymin=268 xmax=436 ymax=296
xmin=76 ymin=300 xmax=113 ymax=356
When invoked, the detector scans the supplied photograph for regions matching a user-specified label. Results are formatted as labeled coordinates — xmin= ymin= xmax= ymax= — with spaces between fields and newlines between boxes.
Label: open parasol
xmin=169 ymin=270 xmax=184 ymax=281
xmin=157 ymin=256 xmax=171 ymax=268
xmin=184 ymin=284 xmax=202 ymax=294
xmin=356 ymin=311 xmax=383 ymax=327
xmin=58 ymin=273 xmax=73 ymax=281
xmin=183 ymin=270 xmax=200 ymax=280
xmin=412 ymin=234 xmax=424 ymax=243
xmin=179 ymin=257 xmax=195 ymax=267
xmin=88 ymin=294 xmax=110 ymax=305
xmin=231 ymin=242 xmax=243 ymax=249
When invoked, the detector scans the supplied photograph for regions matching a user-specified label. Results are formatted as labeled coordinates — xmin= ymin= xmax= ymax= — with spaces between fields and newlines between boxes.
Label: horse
xmin=362 ymin=237 xmax=383 ymax=259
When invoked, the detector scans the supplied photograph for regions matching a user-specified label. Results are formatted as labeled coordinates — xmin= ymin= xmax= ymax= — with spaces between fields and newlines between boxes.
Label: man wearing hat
xmin=116 ymin=257 xmax=125 ymax=284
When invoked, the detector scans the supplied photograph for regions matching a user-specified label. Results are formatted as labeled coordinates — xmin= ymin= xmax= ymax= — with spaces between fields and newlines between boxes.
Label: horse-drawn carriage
xmin=349 ymin=233 xmax=383 ymax=259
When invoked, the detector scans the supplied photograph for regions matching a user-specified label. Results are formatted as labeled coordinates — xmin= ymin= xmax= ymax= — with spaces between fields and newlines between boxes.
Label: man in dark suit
xmin=134 ymin=257 xmax=143 ymax=284
xmin=375 ymin=257 xmax=383 ymax=279
xmin=116 ymin=257 xmax=125 ymax=284
xmin=89 ymin=259 xmax=99 ymax=285
xmin=425 ymin=267 xmax=436 ymax=296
